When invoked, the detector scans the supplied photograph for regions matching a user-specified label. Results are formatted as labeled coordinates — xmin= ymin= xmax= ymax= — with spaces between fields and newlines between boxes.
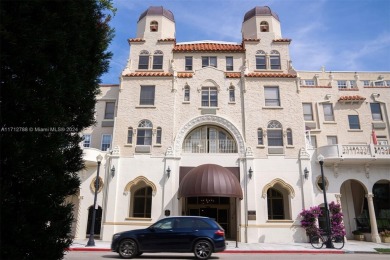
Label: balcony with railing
xmin=182 ymin=139 xmax=237 ymax=153
xmin=317 ymin=144 xmax=390 ymax=164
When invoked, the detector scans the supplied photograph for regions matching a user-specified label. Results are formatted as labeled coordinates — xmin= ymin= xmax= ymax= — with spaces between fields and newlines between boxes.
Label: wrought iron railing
xmin=182 ymin=139 xmax=237 ymax=153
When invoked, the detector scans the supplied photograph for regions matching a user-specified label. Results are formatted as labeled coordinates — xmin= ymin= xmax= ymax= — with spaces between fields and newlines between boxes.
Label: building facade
xmin=71 ymin=6 xmax=390 ymax=243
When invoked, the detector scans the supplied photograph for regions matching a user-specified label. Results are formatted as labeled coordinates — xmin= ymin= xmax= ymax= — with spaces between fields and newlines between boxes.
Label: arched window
xmin=267 ymin=120 xmax=283 ymax=146
xmin=287 ymin=128 xmax=293 ymax=145
xmin=153 ymin=50 xmax=163 ymax=70
xmin=256 ymin=50 xmax=266 ymax=70
xmin=184 ymin=85 xmax=190 ymax=101
xmin=127 ymin=127 xmax=133 ymax=144
xmin=138 ymin=50 xmax=149 ymax=70
xmin=132 ymin=186 xmax=152 ymax=218
xmin=229 ymin=86 xmax=235 ymax=102
xmin=267 ymin=188 xmax=284 ymax=219
xmin=257 ymin=128 xmax=264 ymax=145
xmin=150 ymin=21 xmax=158 ymax=32
xmin=156 ymin=127 xmax=162 ymax=144
xmin=183 ymin=125 xmax=237 ymax=153
xmin=270 ymin=50 xmax=281 ymax=70
xmin=137 ymin=120 xmax=153 ymax=145
xmin=260 ymin=21 xmax=269 ymax=32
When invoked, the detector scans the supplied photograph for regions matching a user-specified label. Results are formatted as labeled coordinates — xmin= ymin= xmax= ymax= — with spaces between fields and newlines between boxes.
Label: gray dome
xmin=243 ymin=6 xmax=280 ymax=22
xmin=138 ymin=6 xmax=175 ymax=22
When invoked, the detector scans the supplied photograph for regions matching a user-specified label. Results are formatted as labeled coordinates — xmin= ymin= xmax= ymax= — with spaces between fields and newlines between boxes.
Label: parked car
xmin=111 ymin=216 xmax=226 ymax=259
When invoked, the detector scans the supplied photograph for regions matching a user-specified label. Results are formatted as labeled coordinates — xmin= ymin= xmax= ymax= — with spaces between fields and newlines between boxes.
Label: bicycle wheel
xmin=310 ymin=235 xmax=324 ymax=249
xmin=331 ymin=236 xmax=345 ymax=249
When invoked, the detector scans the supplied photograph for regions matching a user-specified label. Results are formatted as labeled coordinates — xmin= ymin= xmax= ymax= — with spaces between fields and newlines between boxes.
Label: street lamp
xmin=86 ymin=154 xmax=103 ymax=247
xmin=318 ymin=154 xmax=333 ymax=248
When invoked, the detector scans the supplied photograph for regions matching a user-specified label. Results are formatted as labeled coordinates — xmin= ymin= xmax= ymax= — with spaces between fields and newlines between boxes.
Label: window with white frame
xmin=310 ymin=135 xmax=317 ymax=148
xmin=323 ymin=103 xmax=334 ymax=121
xmin=127 ymin=127 xmax=133 ymax=144
xmin=138 ymin=50 xmax=149 ymax=70
xmin=337 ymin=80 xmax=347 ymax=89
xmin=104 ymin=102 xmax=115 ymax=119
xmin=83 ymin=134 xmax=91 ymax=148
xmin=184 ymin=85 xmax=190 ymax=102
xmin=152 ymin=50 xmax=163 ymax=70
xmin=156 ymin=127 xmax=162 ymax=145
xmin=362 ymin=80 xmax=370 ymax=86
xmin=226 ymin=56 xmax=233 ymax=71
xmin=101 ymin=134 xmax=112 ymax=151
xmin=327 ymin=136 xmax=338 ymax=145
xmin=305 ymin=80 xmax=315 ymax=86
xmin=202 ymin=56 xmax=217 ymax=68
xmin=201 ymin=87 xmax=218 ymax=107
xmin=302 ymin=103 xmax=314 ymax=121
xmin=267 ymin=120 xmax=283 ymax=146
xmin=374 ymin=81 xmax=385 ymax=86
xmin=386 ymin=80 xmax=390 ymax=86
xmin=185 ymin=56 xmax=193 ymax=71
xmin=270 ymin=50 xmax=281 ymax=70
xmin=256 ymin=50 xmax=266 ymax=70
xmin=229 ymin=86 xmax=235 ymax=102
xmin=348 ymin=115 xmax=360 ymax=129
xmin=137 ymin=120 xmax=153 ymax=145
xmin=264 ymin=87 xmax=280 ymax=106
xmin=370 ymin=103 xmax=383 ymax=121
xmin=257 ymin=128 xmax=264 ymax=145
xmin=349 ymin=80 xmax=356 ymax=88
xmin=140 ymin=85 xmax=155 ymax=105
xmin=287 ymin=128 xmax=293 ymax=145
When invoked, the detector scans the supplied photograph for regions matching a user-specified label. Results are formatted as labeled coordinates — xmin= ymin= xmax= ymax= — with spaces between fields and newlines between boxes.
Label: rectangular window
xmin=303 ymin=103 xmax=314 ymax=121
xmin=201 ymin=87 xmax=218 ymax=107
xmin=362 ymin=80 xmax=370 ymax=86
xmin=323 ymin=103 xmax=334 ymax=121
xmin=229 ymin=88 xmax=235 ymax=102
xmin=152 ymin=55 xmax=163 ymax=69
xmin=257 ymin=128 xmax=263 ymax=145
xmin=226 ymin=56 xmax=233 ymax=71
xmin=349 ymin=80 xmax=356 ymax=88
xmin=264 ymin=87 xmax=280 ymax=106
xmin=138 ymin=55 xmax=149 ymax=69
xmin=184 ymin=87 xmax=190 ymax=101
xmin=136 ymin=129 xmax=152 ymax=145
xmin=374 ymin=81 xmax=385 ymax=86
xmin=270 ymin=55 xmax=281 ymax=70
xmin=370 ymin=103 xmax=383 ymax=121
xmin=337 ymin=80 xmax=347 ymax=89
xmin=305 ymin=80 xmax=315 ymax=86
xmin=127 ymin=128 xmax=133 ymax=144
xmin=83 ymin=134 xmax=91 ymax=148
xmin=101 ymin=134 xmax=112 ymax=151
xmin=348 ymin=115 xmax=360 ymax=129
xmin=185 ymin=56 xmax=193 ymax=71
xmin=386 ymin=80 xmax=390 ymax=86
xmin=287 ymin=129 xmax=293 ymax=145
xmin=268 ymin=130 xmax=283 ymax=146
xmin=156 ymin=127 xmax=162 ymax=144
xmin=310 ymin=136 xmax=317 ymax=148
xmin=256 ymin=55 xmax=266 ymax=69
xmin=327 ymin=136 xmax=338 ymax=145
xmin=104 ymin=102 xmax=115 ymax=119
xmin=140 ymin=86 xmax=155 ymax=105
xmin=202 ymin=56 xmax=217 ymax=68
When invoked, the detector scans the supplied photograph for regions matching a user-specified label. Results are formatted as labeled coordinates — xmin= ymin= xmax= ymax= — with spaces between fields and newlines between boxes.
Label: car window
xmin=153 ymin=219 xmax=174 ymax=230
xmin=175 ymin=218 xmax=195 ymax=229
xmin=194 ymin=219 xmax=213 ymax=229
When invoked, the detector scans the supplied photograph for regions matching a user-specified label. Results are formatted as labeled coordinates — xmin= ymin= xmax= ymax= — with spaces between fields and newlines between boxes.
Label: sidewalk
xmin=69 ymin=239 xmax=390 ymax=254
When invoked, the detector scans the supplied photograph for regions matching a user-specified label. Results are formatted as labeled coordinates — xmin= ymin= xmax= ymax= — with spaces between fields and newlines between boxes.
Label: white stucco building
xmin=69 ymin=6 xmax=390 ymax=243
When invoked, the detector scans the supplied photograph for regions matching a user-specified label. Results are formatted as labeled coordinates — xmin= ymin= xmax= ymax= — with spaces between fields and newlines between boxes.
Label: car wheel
xmin=194 ymin=240 xmax=213 ymax=259
xmin=118 ymin=239 xmax=138 ymax=259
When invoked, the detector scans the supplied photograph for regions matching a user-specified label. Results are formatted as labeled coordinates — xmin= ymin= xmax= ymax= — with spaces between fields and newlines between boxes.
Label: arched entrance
xmin=86 ymin=205 xmax=102 ymax=237
xmin=178 ymin=164 xmax=243 ymax=239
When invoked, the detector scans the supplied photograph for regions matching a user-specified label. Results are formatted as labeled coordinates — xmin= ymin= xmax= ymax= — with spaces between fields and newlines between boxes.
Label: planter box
xmin=381 ymin=236 xmax=390 ymax=243
xmin=354 ymin=234 xmax=365 ymax=241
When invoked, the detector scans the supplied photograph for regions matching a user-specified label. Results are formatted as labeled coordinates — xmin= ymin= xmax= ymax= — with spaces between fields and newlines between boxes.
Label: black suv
xmin=111 ymin=216 xmax=226 ymax=259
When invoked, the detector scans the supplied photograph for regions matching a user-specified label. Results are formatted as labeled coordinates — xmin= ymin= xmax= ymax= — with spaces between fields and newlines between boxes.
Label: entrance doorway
xmin=184 ymin=196 xmax=235 ymax=239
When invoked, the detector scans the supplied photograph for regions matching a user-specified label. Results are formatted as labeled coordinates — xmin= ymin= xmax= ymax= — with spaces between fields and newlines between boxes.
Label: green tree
xmin=0 ymin=0 xmax=114 ymax=259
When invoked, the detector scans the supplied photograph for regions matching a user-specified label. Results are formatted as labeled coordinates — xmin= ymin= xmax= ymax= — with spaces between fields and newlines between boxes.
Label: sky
xmin=100 ymin=0 xmax=390 ymax=84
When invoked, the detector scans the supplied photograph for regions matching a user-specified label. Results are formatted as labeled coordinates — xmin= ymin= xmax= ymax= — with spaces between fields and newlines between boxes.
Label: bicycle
xmin=310 ymin=233 xmax=345 ymax=249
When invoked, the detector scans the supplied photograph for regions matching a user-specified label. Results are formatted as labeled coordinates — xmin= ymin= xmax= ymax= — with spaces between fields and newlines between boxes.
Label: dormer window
xmin=150 ymin=21 xmax=158 ymax=32
xmin=260 ymin=21 xmax=269 ymax=32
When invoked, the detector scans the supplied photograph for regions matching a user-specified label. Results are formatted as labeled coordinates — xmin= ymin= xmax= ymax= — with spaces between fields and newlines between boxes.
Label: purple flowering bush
xmin=300 ymin=206 xmax=322 ymax=236
xmin=329 ymin=201 xmax=346 ymax=237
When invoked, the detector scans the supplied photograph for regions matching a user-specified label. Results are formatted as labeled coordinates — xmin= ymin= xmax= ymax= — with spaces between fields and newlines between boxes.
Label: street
xmin=64 ymin=252 xmax=390 ymax=260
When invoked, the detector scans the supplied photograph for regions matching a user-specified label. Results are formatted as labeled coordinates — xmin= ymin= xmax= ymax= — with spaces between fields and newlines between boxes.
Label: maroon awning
xmin=178 ymin=164 xmax=243 ymax=199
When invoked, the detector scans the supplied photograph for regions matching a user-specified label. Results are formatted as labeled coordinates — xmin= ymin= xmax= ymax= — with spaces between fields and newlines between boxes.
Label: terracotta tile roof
xmin=158 ymin=38 xmax=176 ymax=42
xmin=243 ymin=38 xmax=260 ymax=42
xmin=338 ymin=95 xmax=366 ymax=101
xmin=128 ymin=38 xmax=145 ymax=43
xmin=123 ymin=72 xmax=173 ymax=77
xmin=273 ymin=39 xmax=292 ymax=43
xmin=246 ymin=72 xmax=297 ymax=78
xmin=226 ymin=72 xmax=241 ymax=78
xmin=173 ymin=43 xmax=245 ymax=52
xmin=177 ymin=72 xmax=193 ymax=78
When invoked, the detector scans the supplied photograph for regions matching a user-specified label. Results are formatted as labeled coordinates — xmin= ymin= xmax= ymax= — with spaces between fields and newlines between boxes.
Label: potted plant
xmin=352 ymin=230 xmax=365 ymax=241
xmin=380 ymin=230 xmax=390 ymax=243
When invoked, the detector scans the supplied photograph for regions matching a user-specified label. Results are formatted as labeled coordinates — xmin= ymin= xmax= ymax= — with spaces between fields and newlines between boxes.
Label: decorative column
xmin=366 ymin=193 xmax=381 ymax=243
xmin=334 ymin=194 xmax=347 ymax=242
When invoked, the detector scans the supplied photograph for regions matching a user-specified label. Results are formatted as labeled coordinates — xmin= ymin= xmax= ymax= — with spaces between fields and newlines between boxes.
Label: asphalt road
xmin=64 ymin=251 xmax=390 ymax=260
